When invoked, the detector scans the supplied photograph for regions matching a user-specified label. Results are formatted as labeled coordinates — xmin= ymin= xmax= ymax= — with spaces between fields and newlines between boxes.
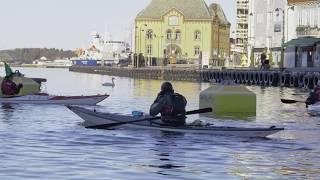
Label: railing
xmin=296 ymin=26 xmax=320 ymax=37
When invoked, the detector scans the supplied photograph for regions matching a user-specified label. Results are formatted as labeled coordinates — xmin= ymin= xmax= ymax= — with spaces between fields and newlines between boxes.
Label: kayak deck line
xmin=0 ymin=94 xmax=109 ymax=105
xmin=67 ymin=106 xmax=285 ymax=138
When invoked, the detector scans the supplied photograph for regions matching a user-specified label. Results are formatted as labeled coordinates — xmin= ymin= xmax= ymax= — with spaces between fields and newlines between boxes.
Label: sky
xmin=0 ymin=0 xmax=236 ymax=50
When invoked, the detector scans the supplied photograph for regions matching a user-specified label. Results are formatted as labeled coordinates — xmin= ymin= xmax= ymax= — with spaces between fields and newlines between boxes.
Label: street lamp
xmin=275 ymin=8 xmax=285 ymax=69
xmin=170 ymin=27 xmax=175 ymax=64
xmin=153 ymin=33 xmax=162 ymax=65
xmin=135 ymin=24 xmax=147 ymax=68
xmin=286 ymin=6 xmax=295 ymax=42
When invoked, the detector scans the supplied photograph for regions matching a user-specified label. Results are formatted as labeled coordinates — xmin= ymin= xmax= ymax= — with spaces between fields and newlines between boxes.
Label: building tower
xmin=235 ymin=0 xmax=249 ymax=65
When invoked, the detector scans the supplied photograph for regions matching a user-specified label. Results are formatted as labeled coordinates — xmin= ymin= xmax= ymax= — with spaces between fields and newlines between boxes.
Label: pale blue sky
xmin=0 ymin=0 xmax=235 ymax=50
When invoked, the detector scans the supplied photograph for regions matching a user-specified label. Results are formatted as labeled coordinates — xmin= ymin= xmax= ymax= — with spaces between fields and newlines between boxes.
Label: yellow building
xmin=135 ymin=0 xmax=231 ymax=66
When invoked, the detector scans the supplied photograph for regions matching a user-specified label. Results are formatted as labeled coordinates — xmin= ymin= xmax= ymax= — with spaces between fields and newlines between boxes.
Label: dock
xmin=69 ymin=65 xmax=320 ymax=89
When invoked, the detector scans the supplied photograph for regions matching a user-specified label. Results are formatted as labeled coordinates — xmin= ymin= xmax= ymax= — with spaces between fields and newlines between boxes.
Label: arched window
xmin=146 ymin=30 xmax=153 ymax=39
xmin=175 ymin=30 xmax=181 ymax=40
xmin=194 ymin=31 xmax=201 ymax=40
xmin=166 ymin=30 xmax=172 ymax=40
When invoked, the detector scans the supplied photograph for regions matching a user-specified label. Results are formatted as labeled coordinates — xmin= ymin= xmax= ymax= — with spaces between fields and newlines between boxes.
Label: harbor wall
xmin=69 ymin=66 xmax=320 ymax=89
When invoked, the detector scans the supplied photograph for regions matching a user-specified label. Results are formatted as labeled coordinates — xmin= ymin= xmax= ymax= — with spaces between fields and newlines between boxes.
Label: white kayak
xmin=0 ymin=94 xmax=109 ymax=105
xmin=67 ymin=106 xmax=284 ymax=138
xmin=308 ymin=102 xmax=320 ymax=116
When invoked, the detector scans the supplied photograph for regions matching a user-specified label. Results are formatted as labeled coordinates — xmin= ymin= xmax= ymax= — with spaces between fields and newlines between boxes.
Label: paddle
xmin=86 ymin=107 xmax=212 ymax=129
xmin=281 ymin=98 xmax=306 ymax=104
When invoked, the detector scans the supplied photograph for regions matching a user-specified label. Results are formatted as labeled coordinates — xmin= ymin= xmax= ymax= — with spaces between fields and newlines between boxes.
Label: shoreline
xmin=0 ymin=64 xmax=70 ymax=69
xmin=69 ymin=65 xmax=320 ymax=89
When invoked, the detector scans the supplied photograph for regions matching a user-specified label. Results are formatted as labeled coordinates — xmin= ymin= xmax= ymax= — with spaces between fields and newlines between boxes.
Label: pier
xmin=69 ymin=66 xmax=320 ymax=89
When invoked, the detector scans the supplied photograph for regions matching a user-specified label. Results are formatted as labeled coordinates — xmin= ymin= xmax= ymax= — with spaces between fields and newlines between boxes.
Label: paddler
xmin=1 ymin=75 xmax=23 ymax=96
xmin=149 ymin=82 xmax=187 ymax=126
xmin=1 ymin=63 xmax=23 ymax=96
xmin=306 ymin=81 xmax=320 ymax=107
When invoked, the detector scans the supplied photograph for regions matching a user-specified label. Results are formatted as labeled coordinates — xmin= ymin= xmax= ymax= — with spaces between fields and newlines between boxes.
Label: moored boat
xmin=0 ymin=94 xmax=108 ymax=105
xmin=67 ymin=106 xmax=284 ymax=138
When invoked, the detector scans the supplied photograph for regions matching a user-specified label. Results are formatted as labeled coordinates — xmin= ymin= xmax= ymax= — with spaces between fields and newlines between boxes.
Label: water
xmin=0 ymin=67 xmax=320 ymax=179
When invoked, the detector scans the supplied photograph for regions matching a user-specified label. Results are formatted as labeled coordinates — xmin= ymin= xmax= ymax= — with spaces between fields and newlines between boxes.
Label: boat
xmin=0 ymin=94 xmax=108 ymax=105
xmin=71 ymin=31 xmax=130 ymax=66
xmin=308 ymin=102 xmax=320 ymax=116
xmin=67 ymin=106 xmax=284 ymax=138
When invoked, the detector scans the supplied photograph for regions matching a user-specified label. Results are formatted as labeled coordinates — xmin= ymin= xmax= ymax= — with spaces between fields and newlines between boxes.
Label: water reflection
xmin=148 ymin=131 xmax=185 ymax=176
xmin=1 ymin=103 xmax=15 ymax=111
xmin=0 ymin=67 xmax=320 ymax=179
xmin=0 ymin=103 xmax=15 ymax=122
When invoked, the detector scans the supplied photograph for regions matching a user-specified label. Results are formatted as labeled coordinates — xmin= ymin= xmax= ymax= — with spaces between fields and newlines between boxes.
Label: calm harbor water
xmin=0 ymin=67 xmax=320 ymax=179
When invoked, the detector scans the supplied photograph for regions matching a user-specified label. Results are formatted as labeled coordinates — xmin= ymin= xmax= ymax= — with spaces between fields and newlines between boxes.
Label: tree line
xmin=0 ymin=48 xmax=77 ymax=64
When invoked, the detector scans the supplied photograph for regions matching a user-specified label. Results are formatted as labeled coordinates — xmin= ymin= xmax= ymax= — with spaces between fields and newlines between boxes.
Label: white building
xmin=247 ymin=0 xmax=286 ymax=67
xmin=287 ymin=0 xmax=320 ymax=40
xmin=236 ymin=0 xmax=249 ymax=55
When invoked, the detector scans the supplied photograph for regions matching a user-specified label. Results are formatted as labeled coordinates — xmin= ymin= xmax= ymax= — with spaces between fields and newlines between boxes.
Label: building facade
xmin=287 ymin=0 xmax=320 ymax=40
xmin=284 ymin=37 xmax=320 ymax=68
xmin=283 ymin=0 xmax=320 ymax=68
xmin=236 ymin=0 xmax=249 ymax=59
xmin=134 ymin=0 xmax=230 ymax=67
xmin=247 ymin=0 xmax=286 ymax=67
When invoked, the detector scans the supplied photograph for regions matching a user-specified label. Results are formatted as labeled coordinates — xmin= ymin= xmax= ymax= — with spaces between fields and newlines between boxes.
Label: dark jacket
xmin=1 ymin=77 xmax=23 ymax=96
xmin=150 ymin=92 xmax=187 ymax=126
xmin=306 ymin=86 xmax=320 ymax=105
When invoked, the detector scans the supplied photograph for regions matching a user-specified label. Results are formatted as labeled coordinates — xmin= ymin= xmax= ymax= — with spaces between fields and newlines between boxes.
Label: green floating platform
xmin=199 ymin=85 xmax=256 ymax=119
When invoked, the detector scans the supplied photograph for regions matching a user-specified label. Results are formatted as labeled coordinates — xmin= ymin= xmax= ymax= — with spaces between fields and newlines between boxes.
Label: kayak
xmin=0 ymin=93 xmax=109 ymax=105
xmin=308 ymin=102 xmax=320 ymax=116
xmin=67 ymin=106 xmax=284 ymax=138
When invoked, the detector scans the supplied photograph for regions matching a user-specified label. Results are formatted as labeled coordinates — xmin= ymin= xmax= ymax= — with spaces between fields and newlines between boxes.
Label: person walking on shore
xmin=260 ymin=53 xmax=267 ymax=70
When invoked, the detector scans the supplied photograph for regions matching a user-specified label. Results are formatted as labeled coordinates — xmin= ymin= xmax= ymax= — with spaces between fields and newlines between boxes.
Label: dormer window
xmin=169 ymin=16 xmax=179 ymax=26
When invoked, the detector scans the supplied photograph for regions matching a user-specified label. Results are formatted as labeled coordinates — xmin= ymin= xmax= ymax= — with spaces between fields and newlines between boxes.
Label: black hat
xmin=161 ymin=82 xmax=174 ymax=92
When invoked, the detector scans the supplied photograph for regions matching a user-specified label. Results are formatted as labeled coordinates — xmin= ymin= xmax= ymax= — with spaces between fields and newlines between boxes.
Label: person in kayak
xmin=1 ymin=75 xmax=23 ymax=96
xmin=306 ymin=81 xmax=320 ymax=106
xmin=149 ymin=82 xmax=187 ymax=126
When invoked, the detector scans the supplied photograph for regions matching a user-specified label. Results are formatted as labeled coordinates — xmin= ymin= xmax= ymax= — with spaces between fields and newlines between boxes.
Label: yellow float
xmin=200 ymin=85 xmax=256 ymax=119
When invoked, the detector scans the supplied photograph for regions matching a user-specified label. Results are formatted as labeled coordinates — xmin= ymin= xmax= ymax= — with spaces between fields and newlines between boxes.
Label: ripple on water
xmin=0 ymin=68 xmax=320 ymax=179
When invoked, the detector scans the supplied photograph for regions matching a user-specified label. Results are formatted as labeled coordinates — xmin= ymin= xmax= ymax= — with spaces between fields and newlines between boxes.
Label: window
xmin=194 ymin=47 xmax=200 ymax=56
xmin=169 ymin=16 xmax=179 ymax=26
xmin=147 ymin=45 xmax=152 ymax=55
xmin=195 ymin=31 xmax=201 ymax=40
xmin=175 ymin=30 xmax=181 ymax=40
xmin=166 ymin=30 xmax=172 ymax=40
xmin=146 ymin=30 xmax=153 ymax=39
